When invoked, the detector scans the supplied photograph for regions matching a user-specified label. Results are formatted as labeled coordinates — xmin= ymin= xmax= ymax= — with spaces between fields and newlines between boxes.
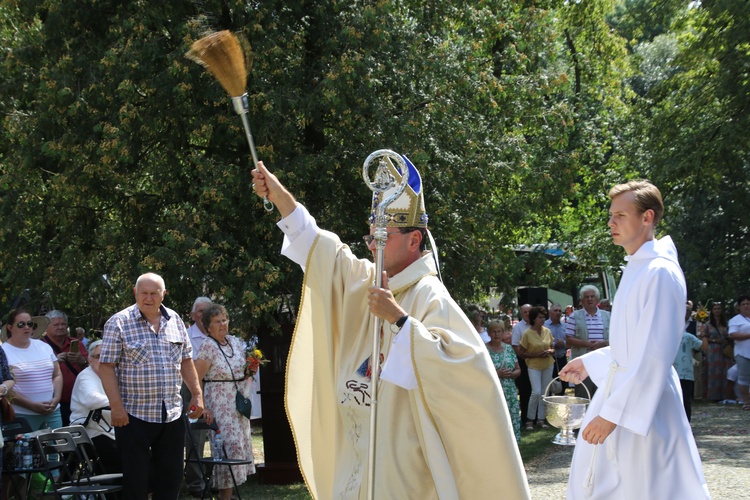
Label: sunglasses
xmin=15 ymin=321 xmax=36 ymax=329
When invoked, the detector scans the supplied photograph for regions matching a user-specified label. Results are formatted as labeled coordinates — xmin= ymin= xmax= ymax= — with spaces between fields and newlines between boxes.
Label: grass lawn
xmin=179 ymin=419 xmax=560 ymax=499
xmin=519 ymin=425 xmax=561 ymax=464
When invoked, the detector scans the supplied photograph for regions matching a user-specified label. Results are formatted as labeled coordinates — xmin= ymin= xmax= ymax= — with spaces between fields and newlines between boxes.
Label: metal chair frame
xmin=1 ymin=416 xmax=33 ymax=438
xmin=183 ymin=414 xmax=254 ymax=500
xmin=54 ymin=424 xmax=122 ymax=486
xmin=2 ymin=416 xmax=37 ymax=499
xmin=35 ymin=430 xmax=122 ymax=499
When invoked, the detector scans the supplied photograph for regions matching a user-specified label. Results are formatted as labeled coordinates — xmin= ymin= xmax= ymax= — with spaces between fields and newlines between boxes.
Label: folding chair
xmin=2 ymin=416 xmax=35 ymax=499
xmin=54 ymin=425 xmax=122 ymax=486
xmin=184 ymin=414 xmax=254 ymax=500
xmin=2 ymin=415 xmax=33 ymax=472
xmin=35 ymin=431 xmax=122 ymax=499
xmin=1 ymin=416 xmax=33 ymax=438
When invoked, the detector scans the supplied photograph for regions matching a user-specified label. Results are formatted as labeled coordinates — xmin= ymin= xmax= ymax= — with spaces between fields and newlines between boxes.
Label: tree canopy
xmin=1 ymin=0 xmax=748 ymax=334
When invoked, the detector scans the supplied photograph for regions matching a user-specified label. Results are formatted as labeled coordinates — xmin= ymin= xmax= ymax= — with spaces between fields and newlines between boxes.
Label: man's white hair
xmin=578 ymin=285 xmax=601 ymax=300
xmin=88 ymin=339 xmax=103 ymax=353
xmin=192 ymin=297 xmax=212 ymax=312
xmin=45 ymin=310 xmax=68 ymax=322
xmin=135 ymin=272 xmax=165 ymax=291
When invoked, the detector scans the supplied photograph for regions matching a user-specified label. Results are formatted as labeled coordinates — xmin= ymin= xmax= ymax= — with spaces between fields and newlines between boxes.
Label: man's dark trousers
xmin=115 ymin=413 xmax=185 ymax=500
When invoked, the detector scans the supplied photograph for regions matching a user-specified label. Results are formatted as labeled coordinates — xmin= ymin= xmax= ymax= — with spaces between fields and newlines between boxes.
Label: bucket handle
xmin=544 ymin=376 xmax=591 ymax=400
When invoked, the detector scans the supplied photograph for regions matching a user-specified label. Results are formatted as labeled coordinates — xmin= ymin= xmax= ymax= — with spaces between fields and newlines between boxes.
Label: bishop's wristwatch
xmin=390 ymin=314 xmax=409 ymax=333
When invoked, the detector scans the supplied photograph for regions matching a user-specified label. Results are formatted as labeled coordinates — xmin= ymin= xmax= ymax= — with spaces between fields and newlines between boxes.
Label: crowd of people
xmin=471 ymin=180 xmax=745 ymax=498
xmin=4 ymin=170 xmax=741 ymax=499
xmin=472 ymin=289 xmax=610 ymax=437
xmin=474 ymin=290 xmax=749 ymax=435
xmin=696 ymin=297 xmax=750 ymax=410
xmin=0 ymin=283 xmax=258 ymax=499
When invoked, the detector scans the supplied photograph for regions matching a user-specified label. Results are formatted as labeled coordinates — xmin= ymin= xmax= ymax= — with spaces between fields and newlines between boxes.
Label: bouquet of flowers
xmin=243 ymin=336 xmax=270 ymax=380
xmin=694 ymin=304 xmax=709 ymax=324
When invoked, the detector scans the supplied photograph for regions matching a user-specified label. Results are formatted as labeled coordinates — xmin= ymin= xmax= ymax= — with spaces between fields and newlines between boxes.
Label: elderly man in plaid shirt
xmin=99 ymin=272 xmax=204 ymax=500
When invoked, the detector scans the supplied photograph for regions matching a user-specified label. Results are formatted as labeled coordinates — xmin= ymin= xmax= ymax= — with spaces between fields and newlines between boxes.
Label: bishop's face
xmin=367 ymin=227 xmax=418 ymax=277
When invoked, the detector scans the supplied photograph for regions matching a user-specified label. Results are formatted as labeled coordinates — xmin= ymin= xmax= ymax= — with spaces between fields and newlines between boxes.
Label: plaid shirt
xmin=100 ymin=303 xmax=192 ymax=423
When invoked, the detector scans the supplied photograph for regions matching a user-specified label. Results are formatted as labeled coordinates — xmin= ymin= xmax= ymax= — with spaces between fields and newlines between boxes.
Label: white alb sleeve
xmin=276 ymin=203 xmax=320 ymax=270
xmin=380 ymin=318 xmax=418 ymax=390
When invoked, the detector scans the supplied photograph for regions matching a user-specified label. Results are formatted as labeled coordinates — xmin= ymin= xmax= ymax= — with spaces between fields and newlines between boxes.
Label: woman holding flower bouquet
xmin=194 ymin=304 xmax=255 ymax=500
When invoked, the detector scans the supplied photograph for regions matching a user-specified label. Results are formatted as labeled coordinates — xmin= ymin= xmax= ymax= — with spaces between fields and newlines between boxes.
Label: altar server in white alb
xmin=251 ymin=156 xmax=530 ymax=499
xmin=560 ymin=180 xmax=709 ymax=499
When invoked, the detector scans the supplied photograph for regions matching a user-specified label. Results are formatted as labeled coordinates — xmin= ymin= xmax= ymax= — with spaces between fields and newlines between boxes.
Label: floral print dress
xmin=197 ymin=336 xmax=256 ymax=489
xmin=487 ymin=343 xmax=521 ymax=443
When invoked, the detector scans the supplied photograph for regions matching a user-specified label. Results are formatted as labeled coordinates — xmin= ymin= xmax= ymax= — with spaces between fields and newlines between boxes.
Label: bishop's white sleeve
xmin=276 ymin=203 xmax=320 ymax=270
xmin=380 ymin=318 xmax=418 ymax=390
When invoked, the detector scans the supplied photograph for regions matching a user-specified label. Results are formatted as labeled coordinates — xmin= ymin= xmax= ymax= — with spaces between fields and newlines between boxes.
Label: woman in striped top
xmin=2 ymin=308 xmax=63 ymax=430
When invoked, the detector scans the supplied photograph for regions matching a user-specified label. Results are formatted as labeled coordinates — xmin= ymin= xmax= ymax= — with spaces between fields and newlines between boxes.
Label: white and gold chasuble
xmin=282 ymin=206 xmax=529 ymax=499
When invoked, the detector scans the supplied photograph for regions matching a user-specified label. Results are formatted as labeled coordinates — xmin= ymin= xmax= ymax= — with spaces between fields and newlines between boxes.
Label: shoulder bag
xmin=213 ymin=337 xmax=253 ymax=419
xmin=0 ymin=396 xmax=14 ymax=423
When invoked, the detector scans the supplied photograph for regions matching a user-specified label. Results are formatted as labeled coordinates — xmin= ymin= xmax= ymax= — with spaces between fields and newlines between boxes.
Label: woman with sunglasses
xmin=1 ymin=308 xmax=63 ymax=430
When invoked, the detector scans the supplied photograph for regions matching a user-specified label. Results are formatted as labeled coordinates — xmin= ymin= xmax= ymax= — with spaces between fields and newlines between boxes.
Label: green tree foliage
xmin=6 ymin=0 xmax=725 ymax=334
xmin=626 ymin=0 xmax=750 ymax=306
xmin=609 ymin=0 xmax=687 ymax=46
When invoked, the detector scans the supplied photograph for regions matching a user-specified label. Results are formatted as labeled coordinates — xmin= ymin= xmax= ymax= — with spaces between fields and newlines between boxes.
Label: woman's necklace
xmin=213 ymin=336 xmax=234 ymax=357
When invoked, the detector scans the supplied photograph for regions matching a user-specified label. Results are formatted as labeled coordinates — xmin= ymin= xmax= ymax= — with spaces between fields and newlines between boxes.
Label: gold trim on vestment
xmin=284 ymin=232 xmax=321 ymax=498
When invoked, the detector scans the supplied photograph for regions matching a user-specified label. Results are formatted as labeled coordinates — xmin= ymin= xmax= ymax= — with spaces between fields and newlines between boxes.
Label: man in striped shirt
xmin=99 ymin=273 xmax=204 ymax=500
xmin=565 ymin=285 xmax=611 ymax=398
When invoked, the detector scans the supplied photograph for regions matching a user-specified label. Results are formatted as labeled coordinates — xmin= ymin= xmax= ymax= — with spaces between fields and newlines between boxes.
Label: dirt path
xmin=525 ymin=402 xmax=750 ymax=498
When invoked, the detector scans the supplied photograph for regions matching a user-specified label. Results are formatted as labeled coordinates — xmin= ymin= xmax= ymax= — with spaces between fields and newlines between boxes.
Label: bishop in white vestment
xmin=252 ymin=156 xmax=530 ymax=499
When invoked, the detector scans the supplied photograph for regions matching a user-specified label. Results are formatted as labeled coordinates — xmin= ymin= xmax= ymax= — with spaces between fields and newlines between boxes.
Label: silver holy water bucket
xmin=542 ymin=377 xmax=591 ymax=445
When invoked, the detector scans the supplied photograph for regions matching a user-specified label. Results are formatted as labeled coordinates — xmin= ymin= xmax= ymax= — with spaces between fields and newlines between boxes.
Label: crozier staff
xmin=251 ymin=157 xmax=530 ymax=499
xmin=559 ymin=180 xmax=709 ymax=499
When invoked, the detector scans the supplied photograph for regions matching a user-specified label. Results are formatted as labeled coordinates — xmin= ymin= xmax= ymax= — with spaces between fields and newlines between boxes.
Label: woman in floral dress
xmin=195 ymin=304 xmax=255 ymax=500
xmin=486 ymin=319 xmax=521 ymax=443
xmin=699 ymin=302 xmax=732 ymax=401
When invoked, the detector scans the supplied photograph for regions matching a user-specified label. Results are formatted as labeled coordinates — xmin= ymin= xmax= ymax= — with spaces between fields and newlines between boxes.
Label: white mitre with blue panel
xmin=368 ymin=155 xmax=428 ymax=229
